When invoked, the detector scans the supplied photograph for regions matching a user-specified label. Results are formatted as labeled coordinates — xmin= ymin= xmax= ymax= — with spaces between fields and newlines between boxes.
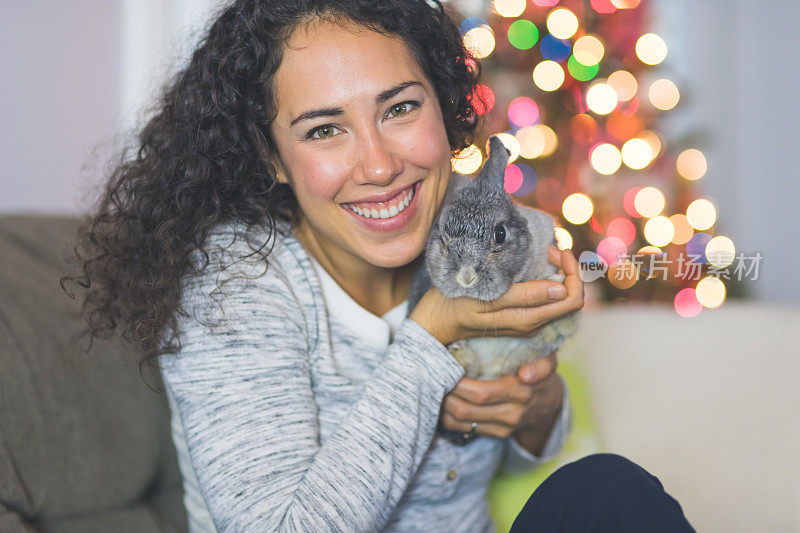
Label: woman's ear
xmin=257 ymin=136 xmax=289 ymax=185
xmin=268 ymin=153 xmax=290 ymax=185
xmin=274 ymin=164 xmax=289 ymax=185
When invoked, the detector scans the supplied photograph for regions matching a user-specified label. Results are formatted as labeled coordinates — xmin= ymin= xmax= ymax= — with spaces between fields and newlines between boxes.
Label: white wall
xmin=659 ymin=0 xmax=800 ymax=302
xmin=0 ymin=0 xmax=222 ymax=216
xmin=0 ymin=1 xmax=121 ymax=215
xmin=119 ymin=0 xmax=222 ymax=135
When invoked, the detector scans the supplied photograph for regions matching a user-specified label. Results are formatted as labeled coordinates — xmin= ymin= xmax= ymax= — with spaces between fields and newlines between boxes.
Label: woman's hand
xmin=409 ymin=246 xmax=584 ymax=346
xmin=440 ymin=351 xmax=564 ymax=448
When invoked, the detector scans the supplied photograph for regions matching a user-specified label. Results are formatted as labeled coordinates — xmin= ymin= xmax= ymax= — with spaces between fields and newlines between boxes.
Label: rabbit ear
xmin=476 ymin=136 xmax=510 ymax=192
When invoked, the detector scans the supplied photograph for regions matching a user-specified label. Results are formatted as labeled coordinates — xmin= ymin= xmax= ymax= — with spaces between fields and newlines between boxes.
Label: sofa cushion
xmin=0 ymin=215 xmax=186 ymax=532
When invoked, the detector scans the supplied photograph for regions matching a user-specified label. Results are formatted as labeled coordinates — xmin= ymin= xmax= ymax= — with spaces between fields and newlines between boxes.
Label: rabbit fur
xmin=407 ymin=136 xmax=579 ymax=380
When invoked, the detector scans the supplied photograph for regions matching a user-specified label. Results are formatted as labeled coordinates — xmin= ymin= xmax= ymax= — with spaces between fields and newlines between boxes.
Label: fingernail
xmin=548 ymin=285 xmax=566 ymax=300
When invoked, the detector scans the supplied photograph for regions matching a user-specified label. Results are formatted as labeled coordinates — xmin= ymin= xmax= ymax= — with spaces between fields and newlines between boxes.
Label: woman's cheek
xmin=296 ymin=156 xmax=349 ymax=202
xmin=401 ymin=114 xmax=451 ymax=169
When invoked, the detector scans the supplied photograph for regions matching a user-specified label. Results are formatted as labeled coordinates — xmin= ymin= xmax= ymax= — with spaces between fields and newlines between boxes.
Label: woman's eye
xmin=387 ymin=100 xmax=419 ymax=118
xmin=493 ymin=224 xmax=506 ymax=245
xmin=307 ymin=124 xmax=340 ymax=140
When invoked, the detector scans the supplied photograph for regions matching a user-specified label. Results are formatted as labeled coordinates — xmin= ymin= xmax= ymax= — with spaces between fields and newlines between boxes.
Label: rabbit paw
xmin=448 ymin=341 xmax=482 ymax=378
xmin=528 ymin=311 xmax=580 ymax=354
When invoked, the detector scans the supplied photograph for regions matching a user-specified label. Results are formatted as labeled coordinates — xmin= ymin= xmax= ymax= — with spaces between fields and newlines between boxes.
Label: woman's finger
xmin=440 ymin=412 xmax=515 ymax=439
xmin=483 ymin=279 xmax=567 ymax=312
xmin=547 ymin=244 xmax=563 ymax=268
xmin=560 ymin=249 xmax=584 ymax=308
xmin=561 ymin=247 xmax=580 ymax=277
xmin=509 ymin=250 xmax=584 ymax=325
xmin=449 ymin=375 xmax=535 ymax=405
xmin=443 ymin=395 xmax=529 ymax=426
xmin=483 ymin=249 xmax=581 ymax=314
xmin=491 ymin=293 xmax=580 ymax=335
xmin=517 ymin=351 xmax=558 ymax=384
xmin=460 ymin=249 xmax=583 ymax=338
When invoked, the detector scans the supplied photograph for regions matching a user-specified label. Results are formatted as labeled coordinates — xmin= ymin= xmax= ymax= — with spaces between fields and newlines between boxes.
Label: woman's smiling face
xmin=269 ymin=17 xmax=453 ymax=270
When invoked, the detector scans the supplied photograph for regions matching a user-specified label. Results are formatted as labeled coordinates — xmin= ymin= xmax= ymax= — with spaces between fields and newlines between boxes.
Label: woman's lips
xmin=345 ymin=181 xmax=416 ymax=205
xmin=345 ymin=182 xmax=415 ymax=218
xmin=342 ymin=181 xmax=422 ymax=233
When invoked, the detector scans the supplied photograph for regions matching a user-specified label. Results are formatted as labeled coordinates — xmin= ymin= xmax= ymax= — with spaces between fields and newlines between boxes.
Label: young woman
xmin=64 ymin=1 xmax=694 ymax=531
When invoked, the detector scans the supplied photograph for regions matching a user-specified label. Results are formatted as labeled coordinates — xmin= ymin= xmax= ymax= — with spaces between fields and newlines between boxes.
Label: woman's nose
xmin=353 ymin=132 xmax=402 ymax=186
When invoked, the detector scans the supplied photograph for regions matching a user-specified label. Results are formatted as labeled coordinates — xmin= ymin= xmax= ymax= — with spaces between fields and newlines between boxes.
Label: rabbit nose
xmin=455 ymin=266 xmax=478 ymax=288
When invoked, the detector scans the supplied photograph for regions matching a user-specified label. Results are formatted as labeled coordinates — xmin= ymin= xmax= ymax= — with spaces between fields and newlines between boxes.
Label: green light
xmin=568 ymin=55 xmax=599 ymax=81
xmin=508 ymin=20 xmax=538 ymax=50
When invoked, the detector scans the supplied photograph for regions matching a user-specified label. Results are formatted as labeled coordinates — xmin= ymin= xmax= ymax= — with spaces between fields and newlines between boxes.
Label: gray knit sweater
xmin=159 ymin=220 xmax=571 ymax=532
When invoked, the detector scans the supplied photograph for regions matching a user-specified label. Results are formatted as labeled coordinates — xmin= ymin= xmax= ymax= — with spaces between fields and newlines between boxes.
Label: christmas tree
xmin=448 ymin=0 xmax=745 ymax=317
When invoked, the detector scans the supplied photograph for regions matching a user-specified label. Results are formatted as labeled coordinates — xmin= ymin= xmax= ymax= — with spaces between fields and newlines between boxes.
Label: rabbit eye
xmin=493 ymin=224 xmax=506 ymax=245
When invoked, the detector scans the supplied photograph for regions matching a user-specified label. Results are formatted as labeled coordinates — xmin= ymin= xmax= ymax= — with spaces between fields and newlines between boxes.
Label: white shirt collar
xmin=307 ymin=255 xmax=408 ymax=347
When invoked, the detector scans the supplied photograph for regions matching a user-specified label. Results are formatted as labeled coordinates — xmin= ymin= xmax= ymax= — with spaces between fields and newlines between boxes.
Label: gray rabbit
xmin=408 ymin=135 xmax=579 ymax=381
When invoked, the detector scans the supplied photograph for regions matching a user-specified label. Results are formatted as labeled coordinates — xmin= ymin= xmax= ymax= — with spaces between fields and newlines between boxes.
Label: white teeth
xmin=347 ymin=184 xmax=416 ymax=220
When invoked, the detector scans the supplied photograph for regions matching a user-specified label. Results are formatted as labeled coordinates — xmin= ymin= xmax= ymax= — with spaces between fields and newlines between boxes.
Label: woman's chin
xmin=359 ymin=238 xmax=427 ymax=269
xmin=365 ymin=251 xmax=423 ymax=269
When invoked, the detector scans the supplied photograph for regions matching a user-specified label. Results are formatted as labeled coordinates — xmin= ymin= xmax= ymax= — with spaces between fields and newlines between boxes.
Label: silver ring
xmin=462 ymin=422 xmax=478 ymax=441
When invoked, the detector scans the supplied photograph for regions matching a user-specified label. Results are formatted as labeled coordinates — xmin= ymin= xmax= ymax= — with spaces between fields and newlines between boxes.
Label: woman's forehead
xmin=273 ymin=19 xmax=427 ymax=116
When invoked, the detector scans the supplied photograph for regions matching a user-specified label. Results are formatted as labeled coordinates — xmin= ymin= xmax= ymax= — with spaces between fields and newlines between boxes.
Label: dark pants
xmin=509 ymin=453 xmax=695 ymax=533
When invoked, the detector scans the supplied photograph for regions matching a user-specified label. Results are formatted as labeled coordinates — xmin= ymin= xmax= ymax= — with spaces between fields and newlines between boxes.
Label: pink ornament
xmin=504 ymin=164 xmax=523 ymax=194
xmin=597 ymin=236 xmax=627 ymax=266
xmin=674 ymin=288 xmax=703 ymax=318
xmin=607 ymin=217 xmax=636 ymax=246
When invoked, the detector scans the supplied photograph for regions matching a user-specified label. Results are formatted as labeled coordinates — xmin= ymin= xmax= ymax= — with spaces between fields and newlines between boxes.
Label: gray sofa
xmin=0 ymin=215 xmax=187 ymax=532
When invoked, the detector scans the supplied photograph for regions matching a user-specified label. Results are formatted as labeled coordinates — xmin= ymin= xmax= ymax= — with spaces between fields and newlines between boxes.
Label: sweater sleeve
xmin=159 ymin=244 xmax=466 ymax=532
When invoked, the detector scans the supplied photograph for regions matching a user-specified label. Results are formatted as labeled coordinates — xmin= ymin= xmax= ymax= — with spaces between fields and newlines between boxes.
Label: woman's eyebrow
xmin=289 ymin=81 xmax=423 ymax=126
xmin=375 ymin=80 xmax=423 ymax=104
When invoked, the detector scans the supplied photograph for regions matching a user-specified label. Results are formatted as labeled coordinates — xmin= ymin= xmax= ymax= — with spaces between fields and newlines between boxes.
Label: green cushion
xmin=488 ymin=343 xmax=602 ymax=531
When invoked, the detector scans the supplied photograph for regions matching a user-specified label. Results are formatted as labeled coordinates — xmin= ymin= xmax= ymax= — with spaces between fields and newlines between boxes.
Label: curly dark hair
xmin=61 ymin=0 xmax=484 ymax=363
